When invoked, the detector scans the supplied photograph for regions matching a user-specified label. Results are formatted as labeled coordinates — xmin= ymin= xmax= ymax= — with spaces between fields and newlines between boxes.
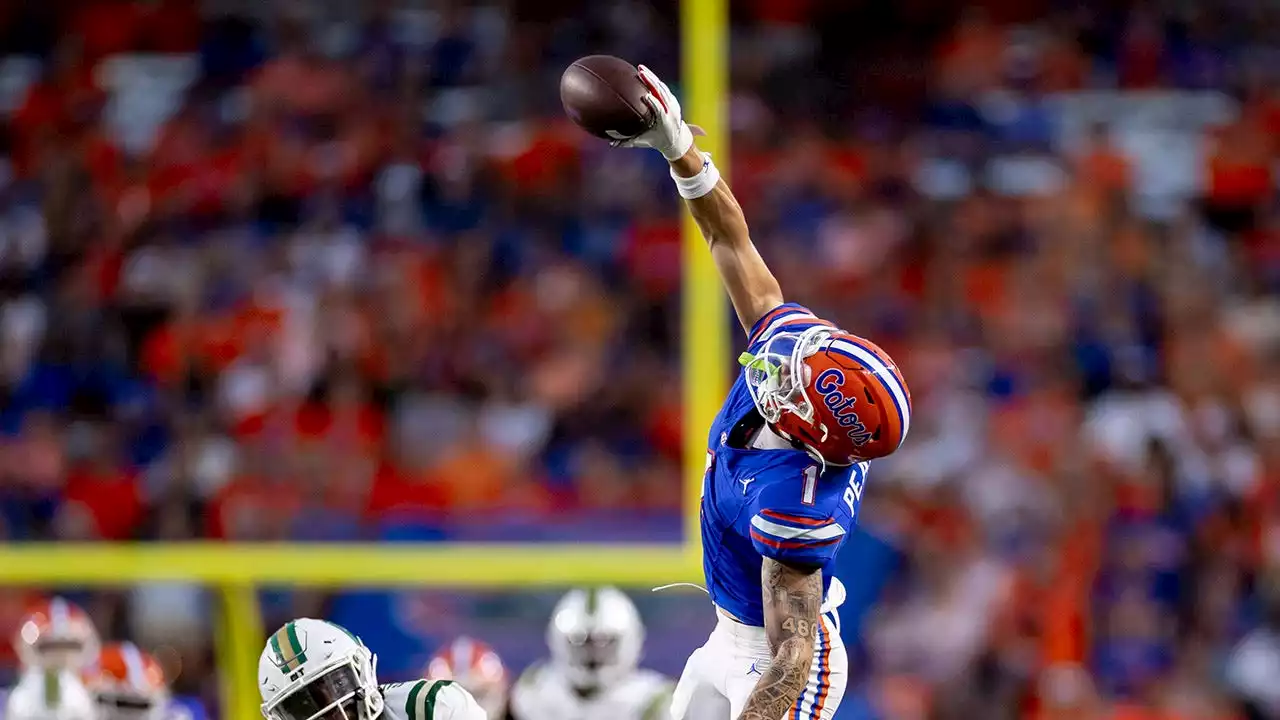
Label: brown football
xmin=559 ymin=55 xmax=654 ymax=141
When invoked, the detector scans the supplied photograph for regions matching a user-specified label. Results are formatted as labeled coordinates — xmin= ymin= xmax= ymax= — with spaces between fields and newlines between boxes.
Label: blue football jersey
xmin=701 ymin=303 xmax=870 ymax=627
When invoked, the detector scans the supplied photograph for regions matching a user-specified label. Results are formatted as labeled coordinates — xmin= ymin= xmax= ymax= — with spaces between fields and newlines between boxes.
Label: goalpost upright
xmin=680 ymin=0 xmax=730 ymax=565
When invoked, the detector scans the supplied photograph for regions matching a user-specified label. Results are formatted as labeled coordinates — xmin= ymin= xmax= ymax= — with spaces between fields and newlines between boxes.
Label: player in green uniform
xmin=258 ymin=619 xmax=487 ymax=720
xmin=509 ymin=588 xmax=672 ymax=720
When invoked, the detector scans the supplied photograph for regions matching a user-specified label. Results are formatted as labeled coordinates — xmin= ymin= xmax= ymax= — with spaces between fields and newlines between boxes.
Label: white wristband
xmin=670 ymin=152 xmax=721 ymax=199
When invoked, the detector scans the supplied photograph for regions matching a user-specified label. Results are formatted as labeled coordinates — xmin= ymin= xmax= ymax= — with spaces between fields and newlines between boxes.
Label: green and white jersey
xmin=2 ymin=669 xmax=96 ymax=720
xmin=509 ymin=662 xmax=672 ymax=720
xmin=379 ymin=680 xmax=487 ymax=720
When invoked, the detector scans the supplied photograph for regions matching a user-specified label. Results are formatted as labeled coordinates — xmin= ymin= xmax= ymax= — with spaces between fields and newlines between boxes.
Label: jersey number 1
xmin=801 ymin=466 xmax=818 ymax=505
xmin=804 ymin=465 xmax=865 ymax=514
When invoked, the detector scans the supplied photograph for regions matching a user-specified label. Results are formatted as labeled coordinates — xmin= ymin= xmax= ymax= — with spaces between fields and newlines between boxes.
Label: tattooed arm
xmin=736 ymin=558 xmax=823 ymax=720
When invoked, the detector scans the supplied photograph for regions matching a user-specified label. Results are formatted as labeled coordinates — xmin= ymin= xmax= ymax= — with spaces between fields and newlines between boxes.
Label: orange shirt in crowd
xmin=365 ymin=465 xmax=450 ymax=519
xmin=1207 ymin=124 xmax=1273 ymax=206
xmin=11 ymin=67 xmax=104 ymax=176
xmin=434 ymin=443 xmax=512 ymax=509
xmin=499 ymin=124 xmax=579 ymax=191
xmin=1081 ymin=144 xmax=1131 ymax=195
xmin=295 ymin=402 xmax=385 ymax=450
xmin=1209 ymin=159 xmax=1272 ymax=206
xmin=625 ymin=217 xmax=682 ymax=298
xmin=69 ymin=0 xmax=143 ymax=66
xmin=62 ymin=468 xmax=142 ymax=540
xmin=68 ymin=0 xmax=200 ymax=60
xmin=206 ymin=475 xmax=302 ymax=541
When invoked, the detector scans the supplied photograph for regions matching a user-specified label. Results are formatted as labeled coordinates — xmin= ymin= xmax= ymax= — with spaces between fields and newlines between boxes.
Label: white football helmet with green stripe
xmin=547 ymin=587 xmax=645 ymax=690
xmin=258 ymin=619 xmax=383 ymax=720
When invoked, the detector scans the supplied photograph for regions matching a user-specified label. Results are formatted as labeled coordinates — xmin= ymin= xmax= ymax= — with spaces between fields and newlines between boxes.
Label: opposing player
xmin=610 ymin=67 xmax=912 ymax=720
xmin=508 ymin=588 xmax=672 ymax=720
xmin=424 ymin=638 xmax=508 ymax=719
xmin=4 ymin=597 xmax=100 ymax=720
xmin=258 ymin=619 xmax=486 ymax=720
xmin=85 ymin=642 xmax=190 ymax=720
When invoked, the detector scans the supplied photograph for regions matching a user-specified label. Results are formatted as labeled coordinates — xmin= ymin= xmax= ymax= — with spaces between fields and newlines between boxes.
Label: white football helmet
xmin=14 ymin=597 xmax=99 ymax=671
xmin=546 ymin=587 xmax=644 ymax=690
xmin=258 ymin=619 xmax=383 ymax=720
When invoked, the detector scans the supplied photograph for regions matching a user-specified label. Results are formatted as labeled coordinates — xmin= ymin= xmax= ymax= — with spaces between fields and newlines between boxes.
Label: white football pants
xmin=670 ymin=608 xmax=847 ymax=720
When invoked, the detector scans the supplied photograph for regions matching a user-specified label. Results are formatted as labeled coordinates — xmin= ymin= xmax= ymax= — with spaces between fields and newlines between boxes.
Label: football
xmin=559 ymin=55 xmax=654 ymax=141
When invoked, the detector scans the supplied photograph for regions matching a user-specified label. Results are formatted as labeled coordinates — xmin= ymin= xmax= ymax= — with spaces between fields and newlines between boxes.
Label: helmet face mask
xmin=31 ymin=640 xmax=93 ymax=671
xmin=95 ymin=693 xmax=160 ymax=720
xmin=547 ymin=588 xmax=643 ymax=691
xmin=561 ymin=631 xmax=621 ymax=680
xmin=741 ymin=327 xmax=822 ymax=428
xmin=265 ymin=662 xmax=366 ymax=720
xmin=259 ymin=621 xmax=383 ymax=720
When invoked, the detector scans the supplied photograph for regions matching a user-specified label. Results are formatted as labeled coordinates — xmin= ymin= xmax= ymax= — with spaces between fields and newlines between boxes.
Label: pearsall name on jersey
xmin=701 ymin=303 xmax=869 ymax=627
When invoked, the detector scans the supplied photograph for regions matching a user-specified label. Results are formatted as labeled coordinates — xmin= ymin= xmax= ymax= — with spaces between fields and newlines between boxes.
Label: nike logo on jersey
xmin=740 ymin=477 xmax=755 ymax=494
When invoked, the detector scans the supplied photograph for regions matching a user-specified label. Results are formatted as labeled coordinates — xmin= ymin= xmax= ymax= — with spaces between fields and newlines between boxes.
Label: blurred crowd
xmin=2 ymin=0 xmax=1280 ymax=718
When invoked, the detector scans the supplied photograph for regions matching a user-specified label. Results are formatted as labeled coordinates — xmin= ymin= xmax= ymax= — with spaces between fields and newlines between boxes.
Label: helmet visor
xmin=271 ymin=666 xmax=362 ymax=720
xmin=742 ymin=330 xmax=818 ymax=424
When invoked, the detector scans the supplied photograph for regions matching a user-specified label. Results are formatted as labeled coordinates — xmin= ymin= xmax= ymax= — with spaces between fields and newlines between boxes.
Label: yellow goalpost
xmin=0 ymin=2 xmax=728 ymax=718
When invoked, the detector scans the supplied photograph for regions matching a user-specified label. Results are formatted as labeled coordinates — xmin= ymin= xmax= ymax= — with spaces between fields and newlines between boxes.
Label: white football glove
xmin=611 ymin=65 xmax=697 ymax=161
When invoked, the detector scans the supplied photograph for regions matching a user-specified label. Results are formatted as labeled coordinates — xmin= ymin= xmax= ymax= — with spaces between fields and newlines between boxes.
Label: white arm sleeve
xmin=437 ymin=683 xmax=489 ymax=720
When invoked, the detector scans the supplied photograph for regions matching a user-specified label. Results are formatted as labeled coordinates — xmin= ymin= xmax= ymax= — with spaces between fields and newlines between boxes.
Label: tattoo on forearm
xmin=737 ymin=559 xmax=822 ymax=720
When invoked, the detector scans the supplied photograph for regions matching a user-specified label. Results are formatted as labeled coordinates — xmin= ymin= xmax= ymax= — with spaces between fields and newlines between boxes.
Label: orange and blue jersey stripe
xmin=792 ymin=615 xmax=832 ymax=720
xmin=759 ymin=509 xmax=830 ymax=526
xmin=748 ymin=304 xmax=835 ymax=346
xmin=748 ymin=511 xmax=846 ymax=564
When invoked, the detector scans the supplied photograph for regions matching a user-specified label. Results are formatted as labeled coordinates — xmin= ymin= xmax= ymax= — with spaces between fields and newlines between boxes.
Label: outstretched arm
xmin=669 ymin=147 xmax=783 ymax=334
xmin=612 ymin=66 xmax=783 ymax=335
xmin=737 ymin=558 xmax=822 ymax=720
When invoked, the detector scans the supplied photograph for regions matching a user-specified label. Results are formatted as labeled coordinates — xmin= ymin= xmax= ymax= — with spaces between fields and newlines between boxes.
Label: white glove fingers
xmin=656 ymin=79 xmax=678 ymax=112
xmin=637 ymin=64 xmax=659 ymax=86
xmin=639 ymin=66 xmax=678 ymax=110
xmin=636 ymin=66 xmax=673 ymax=109
xmin=640 ymin=94 xmax=664 ymax=123
xmin=637 ymin=73 xmax=669 ymax=116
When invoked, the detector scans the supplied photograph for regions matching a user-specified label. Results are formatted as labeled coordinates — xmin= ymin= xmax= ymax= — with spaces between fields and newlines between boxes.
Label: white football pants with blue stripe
xmin=669 ymin=608 xmax=847 ymax=720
